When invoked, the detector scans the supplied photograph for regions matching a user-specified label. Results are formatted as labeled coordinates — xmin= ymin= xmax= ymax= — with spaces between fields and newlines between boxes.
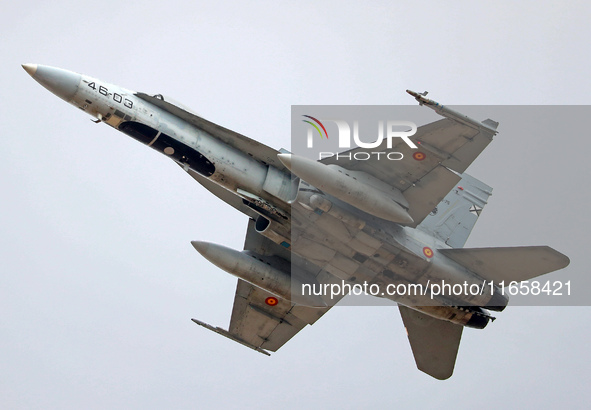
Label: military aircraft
xmin=23 ymin=64 xmax=569 ymax=379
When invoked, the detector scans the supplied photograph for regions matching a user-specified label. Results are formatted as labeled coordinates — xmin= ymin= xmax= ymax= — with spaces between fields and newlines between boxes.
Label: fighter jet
xmin=23 ymin=64 xmax=569 ymax=379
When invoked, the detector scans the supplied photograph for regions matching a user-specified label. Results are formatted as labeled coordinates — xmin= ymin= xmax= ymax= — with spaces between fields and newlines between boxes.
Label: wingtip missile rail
xmin=191 ymin=318 xmax=271 ymax=356
xmin=406 ymin=89 xmax=499 ymax=133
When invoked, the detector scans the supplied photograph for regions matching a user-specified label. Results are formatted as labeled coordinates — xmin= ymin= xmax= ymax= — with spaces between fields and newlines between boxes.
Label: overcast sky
xmin=2 ymin=1 xmax=590 ymax=409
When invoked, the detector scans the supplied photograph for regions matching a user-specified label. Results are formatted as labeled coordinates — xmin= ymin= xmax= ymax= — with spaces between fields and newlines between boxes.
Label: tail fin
xmin=417 ymin=173 xmax=492 ymax=248
xmin=399 ymin=305 xmax=463 ymax=380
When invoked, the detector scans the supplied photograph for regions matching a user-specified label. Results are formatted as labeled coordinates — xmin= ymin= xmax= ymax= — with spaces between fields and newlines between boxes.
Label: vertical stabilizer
xmin=399 ymin=305 xmax=463 ymax=380
xmin=417 ymin=173 xmax=492 ymax=248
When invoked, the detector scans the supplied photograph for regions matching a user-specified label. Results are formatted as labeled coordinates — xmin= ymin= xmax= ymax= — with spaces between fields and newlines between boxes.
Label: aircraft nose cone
xmin=22 ymin=64 xmax=81 ymax=102
xmin=21 ymin=63 xmax=37 ymax=76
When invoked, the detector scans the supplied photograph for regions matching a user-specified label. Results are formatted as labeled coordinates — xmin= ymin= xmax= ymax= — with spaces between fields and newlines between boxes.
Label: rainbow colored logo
xmin=302 ymin=115 xmax=328 ymax=140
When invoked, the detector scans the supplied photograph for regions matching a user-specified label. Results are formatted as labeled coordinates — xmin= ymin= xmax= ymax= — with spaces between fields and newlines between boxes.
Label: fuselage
xmin=23 ymin=64 xmax=508 ymax=329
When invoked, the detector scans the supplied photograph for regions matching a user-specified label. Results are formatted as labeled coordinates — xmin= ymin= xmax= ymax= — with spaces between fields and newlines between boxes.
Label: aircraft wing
xmin=399 ymin=304 xmax=463 ymax=380
xmin=194 ymin=219 xmax=339 ymax=354
xmin=228 ymin=279 xmax=332 ymax=352
xmin=321 ymin=118 xmax=497 ymax=226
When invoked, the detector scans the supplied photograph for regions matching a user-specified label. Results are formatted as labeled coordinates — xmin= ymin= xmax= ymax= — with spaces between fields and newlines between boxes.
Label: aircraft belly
xmin=291 ymin=201 xmax=494 ymax=328
xmin=290 ymin=191 xmax=500 ymax=312
xmin=291 ymin=194 xmax=427 ymax=304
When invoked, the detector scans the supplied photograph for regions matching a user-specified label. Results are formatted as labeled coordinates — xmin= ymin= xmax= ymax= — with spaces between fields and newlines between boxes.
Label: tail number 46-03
xmin=86 ymin=81 xmax=133 ymax=108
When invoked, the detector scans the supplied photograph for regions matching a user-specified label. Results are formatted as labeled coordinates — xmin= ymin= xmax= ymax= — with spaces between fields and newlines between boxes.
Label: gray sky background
xmin=2 ymin=1 xmax=590 ymax=408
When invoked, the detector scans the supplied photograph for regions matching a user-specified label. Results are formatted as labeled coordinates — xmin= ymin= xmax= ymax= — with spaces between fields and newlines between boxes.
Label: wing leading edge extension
xmin=136 ymin=92 xmax=288 ymax=172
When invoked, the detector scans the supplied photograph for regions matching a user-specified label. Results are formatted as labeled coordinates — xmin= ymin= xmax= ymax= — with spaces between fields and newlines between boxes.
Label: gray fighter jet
xmin=23 ymin=64 xmax=569 ymax=379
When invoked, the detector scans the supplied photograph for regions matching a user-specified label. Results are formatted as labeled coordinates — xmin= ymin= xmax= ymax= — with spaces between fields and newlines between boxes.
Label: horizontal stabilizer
xmin=399 ymin=305 xmax=463 ymax=380
xmin=439 ymin=246 xmax=570 ymax=284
